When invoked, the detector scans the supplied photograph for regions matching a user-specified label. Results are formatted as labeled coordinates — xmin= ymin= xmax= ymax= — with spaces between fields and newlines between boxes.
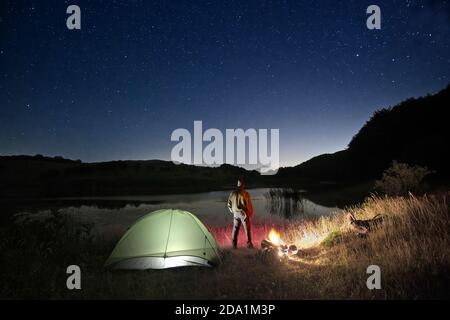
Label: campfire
xmin=261 ymin=228 xmax=299 ymax=259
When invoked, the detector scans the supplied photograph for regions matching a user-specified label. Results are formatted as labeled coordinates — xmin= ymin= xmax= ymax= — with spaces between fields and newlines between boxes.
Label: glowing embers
xmin=261 ymin=228 xmax=298 ymax=259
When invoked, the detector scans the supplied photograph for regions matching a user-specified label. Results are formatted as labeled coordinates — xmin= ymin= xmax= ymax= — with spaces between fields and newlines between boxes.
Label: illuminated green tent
xmin=105 ymin=209 xmax=220 ymax=269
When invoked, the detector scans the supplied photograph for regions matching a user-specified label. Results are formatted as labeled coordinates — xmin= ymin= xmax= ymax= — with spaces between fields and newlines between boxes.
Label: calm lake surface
xmin=15 ymin=188 xmax=341 ymax=239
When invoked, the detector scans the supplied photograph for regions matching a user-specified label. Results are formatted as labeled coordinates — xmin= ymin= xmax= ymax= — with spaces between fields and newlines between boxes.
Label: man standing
xmin=227 ymin=178 xmax=254 ymax=249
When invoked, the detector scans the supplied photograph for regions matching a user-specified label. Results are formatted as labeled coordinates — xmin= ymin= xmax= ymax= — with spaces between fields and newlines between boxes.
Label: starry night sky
xmin=1 ymin=0 xmax=449 ymax=167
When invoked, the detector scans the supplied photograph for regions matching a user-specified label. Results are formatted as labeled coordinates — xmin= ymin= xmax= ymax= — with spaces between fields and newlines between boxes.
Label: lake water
xmin=14 ymin=188 xmax=340 ymax=241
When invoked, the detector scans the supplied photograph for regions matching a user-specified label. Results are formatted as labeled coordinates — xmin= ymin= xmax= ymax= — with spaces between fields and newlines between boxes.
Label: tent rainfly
xmin=105 ymin=209 xmax=220 ymax=270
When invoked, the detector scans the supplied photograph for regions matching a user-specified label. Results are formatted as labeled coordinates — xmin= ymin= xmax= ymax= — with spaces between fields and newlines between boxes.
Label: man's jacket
xmin=227 ymin=190 xmax=253 ymax=218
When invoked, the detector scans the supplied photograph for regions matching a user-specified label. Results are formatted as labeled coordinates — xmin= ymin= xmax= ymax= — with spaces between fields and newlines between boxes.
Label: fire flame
xmin=268 ymin=228 xmax=282 ymax=246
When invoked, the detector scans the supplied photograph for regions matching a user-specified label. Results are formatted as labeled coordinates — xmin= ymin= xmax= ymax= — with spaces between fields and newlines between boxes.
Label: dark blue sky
xmin=1 ymin=0 xmax=449 ymax=167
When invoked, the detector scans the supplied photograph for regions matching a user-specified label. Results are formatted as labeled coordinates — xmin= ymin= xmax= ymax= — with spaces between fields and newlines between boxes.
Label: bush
xmin=374 ymin=161 xmax=431 ymax=196
xmin=321 ymin=230 xmax=343 ymax=247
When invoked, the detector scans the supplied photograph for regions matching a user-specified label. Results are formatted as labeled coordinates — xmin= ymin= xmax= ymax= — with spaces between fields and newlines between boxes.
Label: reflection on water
xmin=264 ymin=188 xmax=306 ymax=219
xmin=14 ymin=188 xmax=340 ymax=240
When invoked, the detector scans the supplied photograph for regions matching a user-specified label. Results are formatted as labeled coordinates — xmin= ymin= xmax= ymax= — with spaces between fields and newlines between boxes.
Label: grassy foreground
xmin=1 ymin=193 xmax=449 ymax=299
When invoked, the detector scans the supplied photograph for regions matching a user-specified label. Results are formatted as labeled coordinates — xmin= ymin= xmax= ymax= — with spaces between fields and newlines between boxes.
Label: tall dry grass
xmin=280 ymin=193 xmax=450 ymax=298
xmin=203 ymin=193 xmax=450 ymax=299
xmin=1 ymin=193 xmax=449 ymax=299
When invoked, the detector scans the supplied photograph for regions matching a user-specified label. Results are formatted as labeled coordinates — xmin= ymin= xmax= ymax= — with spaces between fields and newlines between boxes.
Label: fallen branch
xmin=348 ymin=212 xmax=384 ymax=235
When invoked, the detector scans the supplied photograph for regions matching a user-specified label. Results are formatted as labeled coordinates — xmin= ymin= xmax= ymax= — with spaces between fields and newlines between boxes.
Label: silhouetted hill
xmin=2 ymin=85 xmax=449 ymax=198
xmin=277 ymin=84 xmax=450 ymax=185
xmin=0 ymin=155 xmax=261 ymax=198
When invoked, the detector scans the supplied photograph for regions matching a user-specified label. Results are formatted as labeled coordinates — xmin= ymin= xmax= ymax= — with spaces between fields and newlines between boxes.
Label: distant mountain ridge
xmin=0 ymin=155 xmax=262 ymax=197
xmin=277 ymin=84 xmax=450 ymax=184
xmin=1 ymin=84 xmax=449 ymax=197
